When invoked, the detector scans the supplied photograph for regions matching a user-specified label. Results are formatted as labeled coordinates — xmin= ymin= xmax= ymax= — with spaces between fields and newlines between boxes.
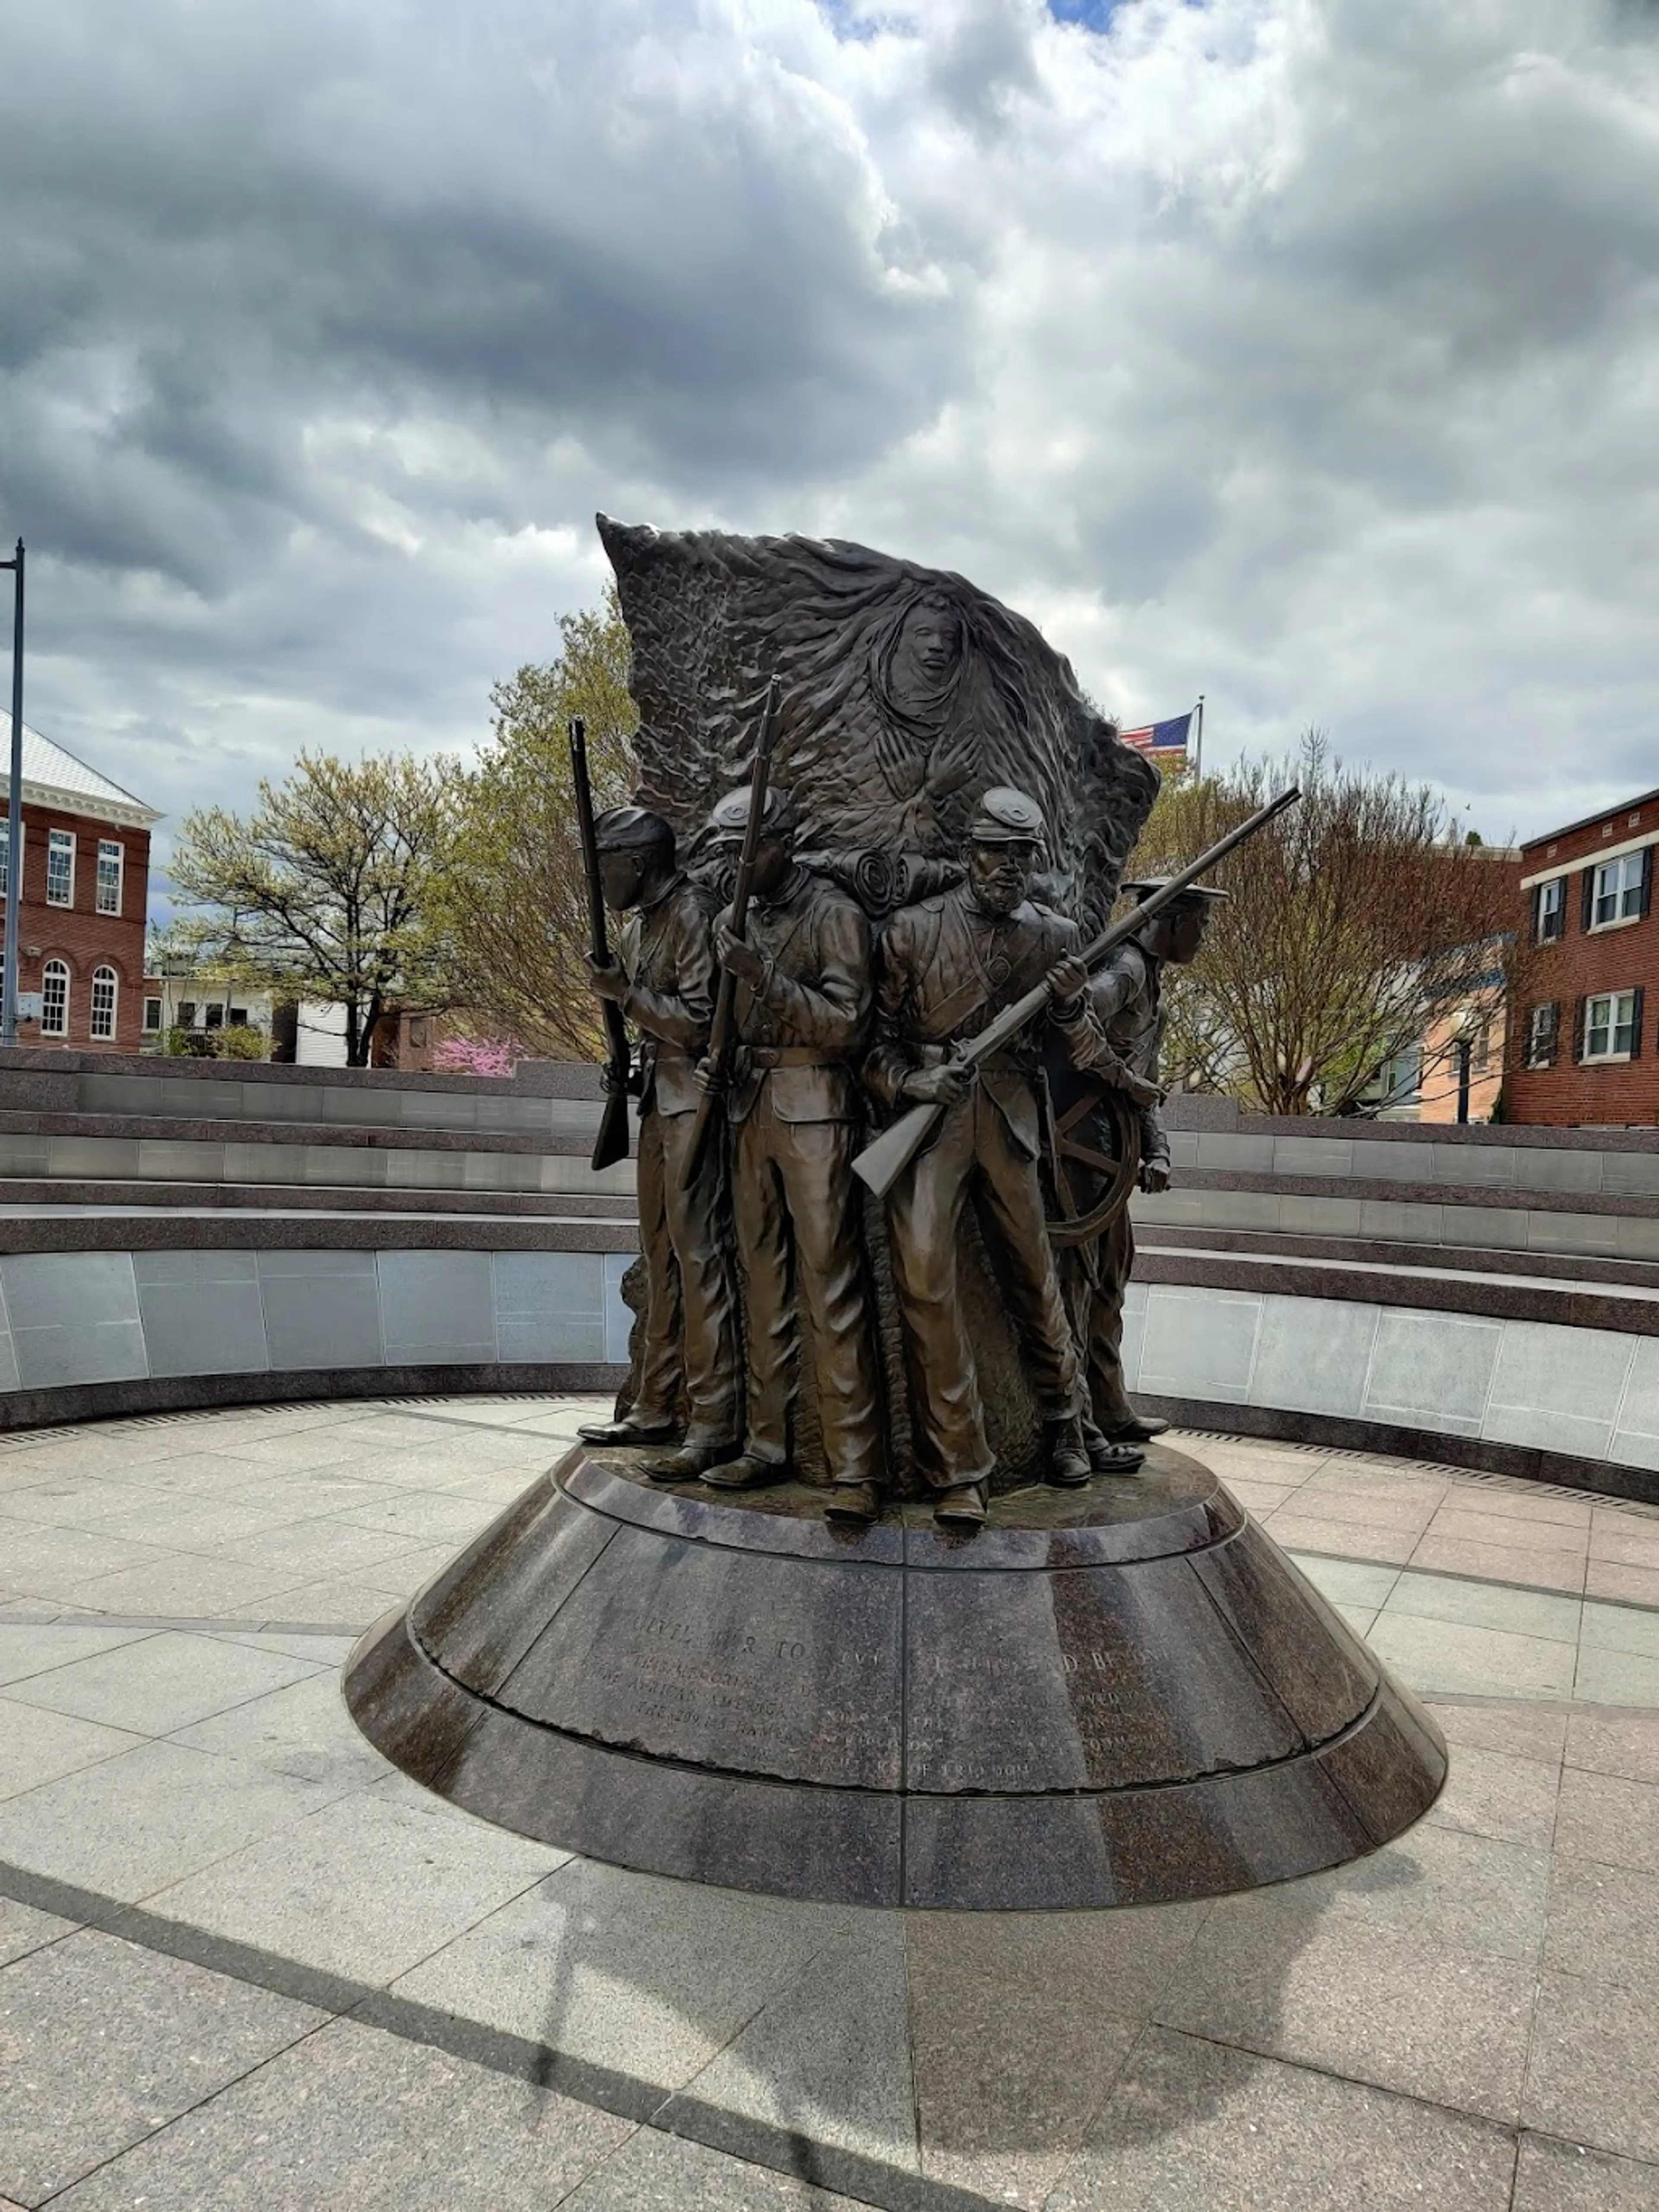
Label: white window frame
xmin=1535 ymin=876 xmax=1566 ymax=944
xmin=0 ymin=818 xmax=20 ymax=904
xmin=41 ymin=958 xmax=69 ymax=1037
xmin=142 ymin=996 xmax=162 ymax=1034
xmin=95 ymin=839 xmax=124 ymax=917
xmin=45 ymin=829 xmax=75 ymax=908
xmin=1591 ymin=853 xmax=1645 ymax=930
xmin=1525 ymin=1002 xmax=1559 ymax=1068
xmin=1584 ymin=989 xmax=1638 ymax=1062
xmin=89 ymin=964 xmax=118 ymax=1042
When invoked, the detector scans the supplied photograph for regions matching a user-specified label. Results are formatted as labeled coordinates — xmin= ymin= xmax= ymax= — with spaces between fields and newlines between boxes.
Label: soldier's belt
xmin=744 ymin=1046 xmax=843 ymax=1069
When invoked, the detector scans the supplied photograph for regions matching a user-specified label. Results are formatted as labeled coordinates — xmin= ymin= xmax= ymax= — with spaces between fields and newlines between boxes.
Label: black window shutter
xmin=1573 ymin=994 xmax=1587 ymax=1061
xmin=1633 ymin=987 xmax=1646 ymax=1060
xmin=1544 ymin=1001 xmax=1559 ymax=1065
xmin=1582 ymin=869 xmax=1595 ymax=932
xmin=1642 ymin=848 xmax=1653 ymax=920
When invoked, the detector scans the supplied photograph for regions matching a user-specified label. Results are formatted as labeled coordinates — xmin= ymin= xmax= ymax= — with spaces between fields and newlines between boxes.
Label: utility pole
xmin=0 ymin=541 xmax=22 ymax=1051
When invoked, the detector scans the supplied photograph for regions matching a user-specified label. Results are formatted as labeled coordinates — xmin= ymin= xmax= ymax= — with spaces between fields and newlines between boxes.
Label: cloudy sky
xmin=2 ymin=0 xmax=1657 ymax=875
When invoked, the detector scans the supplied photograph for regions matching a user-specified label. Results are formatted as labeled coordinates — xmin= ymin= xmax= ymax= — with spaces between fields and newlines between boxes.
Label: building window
xmin=90 ymin=965 xmax=117 ymax=1041
xmin=229 ymin=1005 xmax=248 ymax=1028
xmin=1589 ymin=851 xmax=1649 ymax=928
xmin=409 ymin=1017 xmax=427 ymax=1046
xmin=1583 ymin=989 xmax=1640 ymax=1062
xmin=179 ymin=1000 xmax=197 ymax=1028
xmin=0 ymin=818 xmax=18 ymax=902
xmin=142 ymin=996 xmax=162 ymax=1033
xmin=1525 ymin=1003 xmax=1559 ymax=1068
xmin=46 ymin=829 xmax=74 ymax=907
xmin=204 ymin=1003 xmax=224 ymax=1029
xmin=95 ymin=840 xmax=123 ymax=916
xmin=41 ymin=959 xmax=69 ymax=1037
xmin=1534 ymin=877 xmax=1567 ymax=944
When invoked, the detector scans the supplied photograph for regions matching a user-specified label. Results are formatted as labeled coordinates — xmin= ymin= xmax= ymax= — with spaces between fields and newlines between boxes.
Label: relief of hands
xmin=904 ymin=1060 xmax=975 ymax=1108
xmin=586 ymin=955 xmax=629 ymax=1004
xmin=1140 ymin=1158 xmax=1172 ymax=1195
xmin=715 ymin=923 xmax=766 ymax=987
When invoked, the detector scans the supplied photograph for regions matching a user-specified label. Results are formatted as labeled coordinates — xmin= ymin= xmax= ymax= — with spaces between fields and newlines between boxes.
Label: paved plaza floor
xmin=2 ymin=1397 xmax=1659 ymax=2210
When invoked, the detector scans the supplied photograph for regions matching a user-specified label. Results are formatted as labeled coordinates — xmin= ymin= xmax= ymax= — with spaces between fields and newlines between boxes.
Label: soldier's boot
xmin=824 ymin=1480 xmax=882 ymax=1527
xmin=642 ymin=1436 xmax=743 ymax=1484
xmin=578 ymin=1413 xmax=679 ymax=1449
xmin=1045 ymin=1415 xmax=1094 ymax=1488
xmin=933 ymin=1479 xmax=988 ymax=1527
xmin=702 ymin=1451 xmax=791 ymax=1492
xmin=1081 ymin=1415 xmax=1150 ymax=1476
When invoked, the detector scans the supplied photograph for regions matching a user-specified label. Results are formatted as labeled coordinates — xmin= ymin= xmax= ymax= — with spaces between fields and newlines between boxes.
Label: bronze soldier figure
xmin=575 ymin=807 xmax=741 ymax=1472
xmin=1062 ymin=878 xmax=1225 ymax=1444
xmin=698 ymin=787 xmax=886 ymax=1524
xmin=865 ymin=786 xmax=1140 ymax=1525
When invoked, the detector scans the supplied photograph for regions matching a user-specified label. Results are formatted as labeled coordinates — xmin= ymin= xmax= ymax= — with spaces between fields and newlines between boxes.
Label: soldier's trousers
xmin=731 ymin=1088 xmax=883 ymax=1487
xmin=887 ymin=1088 xmax=1083 ymax=1489
xmin=632 ymin=1106 xmax=741 ymax=1445
xmin=1069 ymin=1206 xmax=1138 ymax=1433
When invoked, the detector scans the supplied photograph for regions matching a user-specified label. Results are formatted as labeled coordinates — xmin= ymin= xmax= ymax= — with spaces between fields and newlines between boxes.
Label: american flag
xmin=1119 ymin=712 xmax=1194 ymax=762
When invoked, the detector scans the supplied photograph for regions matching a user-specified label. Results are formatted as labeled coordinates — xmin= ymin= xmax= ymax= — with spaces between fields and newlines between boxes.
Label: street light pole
xmin=0 ymin=541 xmax=22 ymax=1051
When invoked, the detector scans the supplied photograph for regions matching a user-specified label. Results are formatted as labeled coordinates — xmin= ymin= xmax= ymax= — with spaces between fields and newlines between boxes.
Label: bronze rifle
xmin=568 ymin=716 xmax=633 ymax=1174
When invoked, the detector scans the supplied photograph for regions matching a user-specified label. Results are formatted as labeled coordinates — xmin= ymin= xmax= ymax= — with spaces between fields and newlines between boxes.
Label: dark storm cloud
xmin=1 ymin=0 xmax=1657 ymax=859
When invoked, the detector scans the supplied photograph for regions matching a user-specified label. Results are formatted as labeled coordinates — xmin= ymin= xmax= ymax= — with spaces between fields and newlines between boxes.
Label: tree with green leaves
xmin=1127 ymin=732 xmax=1516 ymax=1116
xmin=168 ymin=751 xmax=456 ymax=1067
xmin=430 ymin=584 xmax=638 ymax=1059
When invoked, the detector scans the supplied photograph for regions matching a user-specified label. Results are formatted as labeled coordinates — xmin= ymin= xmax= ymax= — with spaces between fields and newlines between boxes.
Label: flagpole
xmin=0 ymin=542 xmax=21 ymax=1052
xmin=1194 ymin=694 xmax=1205 ymax=777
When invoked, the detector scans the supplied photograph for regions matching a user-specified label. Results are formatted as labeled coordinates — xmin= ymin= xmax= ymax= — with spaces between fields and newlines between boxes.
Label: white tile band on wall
xmin=0 ymin=1249 xmax=636 ymax=1392
xmin=1120 ymin=1282 xmax=1659 ymax=1475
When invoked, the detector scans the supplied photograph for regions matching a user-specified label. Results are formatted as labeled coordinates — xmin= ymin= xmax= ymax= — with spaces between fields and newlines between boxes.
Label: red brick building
xmin=1509 ymin=787 xmax=1659 ymax=1126
xmin=0 ymin=719 xmax=158 ymax=1053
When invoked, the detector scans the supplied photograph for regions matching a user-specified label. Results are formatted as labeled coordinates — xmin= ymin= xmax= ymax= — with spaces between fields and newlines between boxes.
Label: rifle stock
xmin=681 ymin=676 xmax=782 ymax=1190
xmin=568 ymin=716 xmax=634 ymax=1174
xmin=852 ymin=784 xmax=1303 ymax=1200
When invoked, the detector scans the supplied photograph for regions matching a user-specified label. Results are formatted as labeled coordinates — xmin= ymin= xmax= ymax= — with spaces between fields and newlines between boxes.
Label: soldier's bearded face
xmin=1170 ymin=905 xmax=1211 ymax=963
xmin=966 ymin=839 xmax=1036 ymax=917
xmin=747 ymin=832 xmax=793 ymax=899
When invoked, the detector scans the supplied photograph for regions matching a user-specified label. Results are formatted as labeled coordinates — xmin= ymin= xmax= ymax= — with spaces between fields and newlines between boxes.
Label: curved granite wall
xmin=3 ymin=1051 xmax=1659 ymax=1502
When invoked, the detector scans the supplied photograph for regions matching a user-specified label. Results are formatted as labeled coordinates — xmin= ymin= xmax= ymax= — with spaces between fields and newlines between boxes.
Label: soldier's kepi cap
xmin=708 ymin=785 xmax=797 ymax=843
xmin=593 ymin=805 xmax=673 ymax=853
xmin=1121 ymin=876 xmax=1230 ymax=904
xmin=968 ymin=786 xmax=1048 ymax=846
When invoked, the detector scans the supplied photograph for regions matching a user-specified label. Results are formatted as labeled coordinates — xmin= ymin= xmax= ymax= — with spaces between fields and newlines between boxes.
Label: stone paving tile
xmin=56 ymin=1553 xmax=313 ymax=1621
xmin=0 ymin=1897 xmax=78 ymax=1967
xmin=79 ymin=1495 xmax=311 ymax=1553
xmin=1046 ymin=2027 xmax=1518 ymax=2212
xmin=212 ymin=1628 xmax=359 ymax=1665
xmin=1450 ymin=1489 xmax=1594 ymax=1531
xmin=107 ymin=1451 xmax=271 ymax=1495
xmin=1525 ymin=1969 xmax=1659 ymax=2166
xmin=557 ymin=2128 xmax=868 ymax=2212
xmin=221 ymin=1429 xmax=407 ymax=1472
xmin=1429 ymin=1507 xmax=1591 ymax=1556
xmin=392 ymin=1856 xmax=835 ymax=2090
xmin=1427 ymin=1698 xmax=1570 ymax=1763
xmin=171 ymin=1670 xmax=392 ymax=1792
xmin=1223 ymin=1478 xmax=1301 ymax=1513
xmin=1425 ymin=1742 xmax=1562 ymax=1852
xmin=1544 ymin=1859 xmax=1659 ymax=1990
xmin=1574 ymin=1644 xmax=1659 ymax=1705
xmin=0 ymin=1526 xmax=172 ymax=1606
xmin=195 ymin=1516 xmax=427 ymax=1581
xmin=1585 ymin=1559 xmax=1659 ymax=1608
xmin=0 ymin=1623 xmax=156 ymax=1688
xmin=44 ymin=2015 xmax=634 ymax=2212
xmin=1366 ymin=1612 xmax=1579 ymax=1700
xmin=1512 ymin=2133 xmax=1659 ymax=2211
xmin=1589 ymin=1517 xmax=1659 ymax=1569
xmin=225 ymin=1576 xmax=403 ymax=1629
xmin=147 ymin=1778 xmax=566 ymax=1984
xmin=0 ymin=1479 xmax=171 ymax=1531
xmin=1283 ymin=1486 xmax=1440 ymax=1532
xmin=1383 ymin=1571 xmax=1583 ymax=1642
xmin=336 ymin=1491 xmax=504 ymax=1543
xmin=0 ymin=1739 xmax=353 ymax=1901
xmin=674 ymin=1921 xmax=919 ymax=2174
xmin=1565 ymin=1706 xmax=1659 ymax=1786
xmin=3 ymin=1629 xmax=323 ymax=1735
xmin=0 ymin=1928 xmax=324 ymax=2206
xmin=1256 ymin=1512 xmax=1420 ymax=1564
xmin=1154 ymin=1901 xmax=1538 ymax=2123
xmin=1580 ymin=1601 xmax=1659 ymax=1660
xmin=1284 ymin=1553 xmax=1402 ymax=1608
xmin=357 ymin=1540 xmax=474 ymax=1593
xmin=1302 ymin=1822 xmax=1552 ymax=1966
xmin=0 ymin=1696 xmax=146 ymax=1801
xmin=1552 ymin=1768 xmax=1659 ymax=1878
xmin=907 ymin=1907 xmax=1207 ymax=2208
xmin=1408 ymin=1533 xmax=1586 ymax=1594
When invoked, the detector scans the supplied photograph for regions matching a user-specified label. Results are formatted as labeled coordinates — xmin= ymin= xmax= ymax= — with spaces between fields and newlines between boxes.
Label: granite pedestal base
xmin=343 ymin=1443 xmax=1446 ymax=1910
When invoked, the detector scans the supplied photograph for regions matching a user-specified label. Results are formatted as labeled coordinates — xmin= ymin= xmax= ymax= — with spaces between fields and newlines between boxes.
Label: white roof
xmin=0 ymin=716 xmax=160 ymax=829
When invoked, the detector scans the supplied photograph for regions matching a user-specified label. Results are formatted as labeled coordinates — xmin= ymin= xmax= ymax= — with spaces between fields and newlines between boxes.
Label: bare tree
xmin=1129 ymin=732 xmax=1517 ymax=1116
xmin=431 ymin=587 xmax=637 ymax=1060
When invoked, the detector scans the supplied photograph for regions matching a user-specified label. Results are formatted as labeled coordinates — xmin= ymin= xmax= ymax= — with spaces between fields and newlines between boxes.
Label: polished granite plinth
xmin=344 ymin=1442 xmax=1447 ymax=1909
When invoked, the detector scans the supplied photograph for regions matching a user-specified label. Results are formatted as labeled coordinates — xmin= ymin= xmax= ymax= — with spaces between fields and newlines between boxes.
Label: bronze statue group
xmin=576 ymin=767 xmax=1225 ymax=1531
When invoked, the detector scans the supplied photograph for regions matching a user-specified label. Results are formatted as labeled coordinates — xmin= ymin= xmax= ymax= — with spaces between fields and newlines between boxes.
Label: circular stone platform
xmin=344 ymin=1442 xmax=1446 ymax=1910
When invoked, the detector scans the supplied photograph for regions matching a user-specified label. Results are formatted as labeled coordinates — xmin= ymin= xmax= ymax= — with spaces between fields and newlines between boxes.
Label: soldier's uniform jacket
xmin=867 ymin=884 xmax=1086 ymax=1159
xmin=721 ymin=866 xmax=873 ymax=1125
xmin=1068 ymin=937 xmax=1170 ymax=1167
xmin=617 ymin=873 xmax=719 ymax=1118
